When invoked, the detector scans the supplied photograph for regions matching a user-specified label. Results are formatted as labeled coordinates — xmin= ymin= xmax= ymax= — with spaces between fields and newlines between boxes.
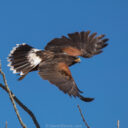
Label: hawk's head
xmin=62 ymin=55 xmax=81 ymax=66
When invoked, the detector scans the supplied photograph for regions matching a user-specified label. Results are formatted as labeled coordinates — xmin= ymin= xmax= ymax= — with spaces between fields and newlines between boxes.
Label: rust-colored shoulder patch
xmin=63 ymin=46 xmax=81 ymax=56
xmin=57 ymin=62 xmax=72 ymax=78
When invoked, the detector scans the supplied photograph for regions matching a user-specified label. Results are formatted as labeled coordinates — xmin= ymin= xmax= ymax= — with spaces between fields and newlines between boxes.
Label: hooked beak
xmin=75 ymin=58 xmax=81 ymax=63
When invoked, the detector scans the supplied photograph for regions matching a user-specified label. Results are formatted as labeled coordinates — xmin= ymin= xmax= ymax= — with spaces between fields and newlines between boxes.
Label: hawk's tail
xmin=7 ymin=43 xmax=42 ymax=80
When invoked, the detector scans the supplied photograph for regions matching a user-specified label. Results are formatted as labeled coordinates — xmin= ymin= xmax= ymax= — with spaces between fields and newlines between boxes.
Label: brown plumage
xmin=7 ymin=30 xmax=109 ymax=102
xmin=45 ymin=31 xmax=108 ymax=58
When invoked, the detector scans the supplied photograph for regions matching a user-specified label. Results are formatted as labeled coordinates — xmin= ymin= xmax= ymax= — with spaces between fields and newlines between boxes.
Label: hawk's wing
xmin=45 ymin=31 xmax=108 ymax=58
xmin=38 ymin=62 xmax=94 ymax=102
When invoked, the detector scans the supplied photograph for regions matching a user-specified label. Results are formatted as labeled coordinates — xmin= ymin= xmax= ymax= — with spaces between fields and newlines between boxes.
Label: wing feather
xmin=38 ymin=62 xmax=94 ymax=102
xmin=45 ymin=30 xmax=108 ymax=58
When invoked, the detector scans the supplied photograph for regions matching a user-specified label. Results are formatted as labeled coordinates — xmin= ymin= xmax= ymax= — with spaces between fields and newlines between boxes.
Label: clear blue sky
xmin=0 ymin=0 xmax=127 ymax=128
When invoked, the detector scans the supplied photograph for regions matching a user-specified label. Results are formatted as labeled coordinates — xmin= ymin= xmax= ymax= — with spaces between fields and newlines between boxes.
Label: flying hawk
xmin=7 ymin=30 xmax=108 ymax=102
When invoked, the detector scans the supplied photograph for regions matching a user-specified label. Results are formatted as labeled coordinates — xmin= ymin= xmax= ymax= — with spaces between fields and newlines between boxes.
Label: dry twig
xmin=117 ymin=120 xmax=119 ymax=128
xmin=0 ymin=63 xmax=26 ymax=127
xmin=0 ymin=60 xmax=26 ymax=128
xmin=77 ymin=104 xmax=90 ymax=128
xmin=0 ymin=60 xmax=40 ymax=128
xmin=0 ymin=83 xmax=40 ymax=128
xmin=5 ymin=121 xmax=7 ymax=128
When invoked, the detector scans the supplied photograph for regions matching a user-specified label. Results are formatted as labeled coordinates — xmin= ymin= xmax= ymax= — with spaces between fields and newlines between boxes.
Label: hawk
xmin=7 ymin=30 xmax=108 ymax=102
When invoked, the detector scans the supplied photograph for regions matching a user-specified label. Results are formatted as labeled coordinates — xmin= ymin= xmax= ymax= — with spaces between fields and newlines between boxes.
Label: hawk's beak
xmin=75 ymin=58 xmax=81 ymax=63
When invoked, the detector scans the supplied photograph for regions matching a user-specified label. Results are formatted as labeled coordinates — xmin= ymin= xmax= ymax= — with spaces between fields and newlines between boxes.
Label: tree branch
xmin=0 ymin=60 xmax=26 ymax=128
xmin=5 ymin=121 xmax=7 ymax=128
xmin=0 ymin=60 xmax=40 ymax=128
xmin=0 ymin=83 xmax=40 ymax=128
xmin=117 ymin=120 xmax=119 ymax=128
xmin=77 ymin=104 xmax=90 ymax=128
xmin=0 ymin=59 xmax=40 ymax=128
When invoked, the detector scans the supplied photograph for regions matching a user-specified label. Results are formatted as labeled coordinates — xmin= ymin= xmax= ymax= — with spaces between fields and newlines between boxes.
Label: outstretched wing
xmin=38 ymin=62 xmax=94 ymax=102
xmin=45 ymin=31 xmax=108 ymax=58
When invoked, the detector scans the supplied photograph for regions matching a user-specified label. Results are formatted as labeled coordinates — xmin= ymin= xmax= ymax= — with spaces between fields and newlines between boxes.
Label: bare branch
xmin=117 ymin=120 xmax=119 ymax=128
xmin=5 ymin=121 xmax=7 ymax=128
xmin=77 ymin=104 xmax=90 ymax=128
xmin=0 ymin=83 xmax=40 ymax=128
xmin=0 ymin=60 xmax=26 ymax=128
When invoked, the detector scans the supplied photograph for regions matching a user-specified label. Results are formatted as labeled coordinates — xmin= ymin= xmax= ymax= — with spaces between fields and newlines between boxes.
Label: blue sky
xmin=0 ymin=0 xmax=128 ymax=128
